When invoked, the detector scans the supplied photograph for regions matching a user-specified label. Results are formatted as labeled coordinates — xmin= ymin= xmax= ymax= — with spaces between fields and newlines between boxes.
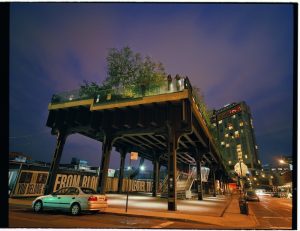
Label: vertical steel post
xmin=152 ymin=154 xmax=159 ymax=197
xmin=125 ymin=158 xmax=132 ymax=212
xmin=45 ymin=130 xmax=68 ymax=194
xmin=196 ymin=151 xmax=203 ymax=200
xmin=212 ymin=169 xmax=217 ymax=197
xmin=98 ymin=135 xmax=113 ymax=194
xmin=118 ymin=149 xmax=126 ymax=193
xmin=167 ymin=125 xmax=177 ymax=211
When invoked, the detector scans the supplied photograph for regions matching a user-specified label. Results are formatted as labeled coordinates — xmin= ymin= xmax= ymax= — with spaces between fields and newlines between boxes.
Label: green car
xmin=32 ymin=187 xmax=108 ymax=215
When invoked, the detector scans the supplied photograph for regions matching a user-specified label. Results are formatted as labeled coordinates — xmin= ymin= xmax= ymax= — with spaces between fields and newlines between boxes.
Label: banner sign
xmin=14 ymin=170 xmax=49 ymax=197
xmin=53 ymin=174 xmax=98 ymax=191
xmin=12 ymin=169 xmax=153 ymax=197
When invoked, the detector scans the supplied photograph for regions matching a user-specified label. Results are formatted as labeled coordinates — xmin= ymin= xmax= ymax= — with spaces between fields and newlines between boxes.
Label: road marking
xmin=151 ymin=221 xmax=174 ymax=228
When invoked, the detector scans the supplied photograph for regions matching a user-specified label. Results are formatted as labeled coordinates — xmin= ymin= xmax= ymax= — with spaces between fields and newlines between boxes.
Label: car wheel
xmin=33 ymin=200 xmax=43 ymax=213
xmin=70 ymin=203 xmax=81 ymax=216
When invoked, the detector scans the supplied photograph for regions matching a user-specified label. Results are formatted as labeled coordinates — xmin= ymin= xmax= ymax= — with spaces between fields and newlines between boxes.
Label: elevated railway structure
xmin=45 ymin=77 xmax=231 ymax=211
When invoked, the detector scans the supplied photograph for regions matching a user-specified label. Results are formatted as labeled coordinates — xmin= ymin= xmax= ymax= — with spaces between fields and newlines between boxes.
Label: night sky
xmin=9 ymin=3 xmax=294 ymax=170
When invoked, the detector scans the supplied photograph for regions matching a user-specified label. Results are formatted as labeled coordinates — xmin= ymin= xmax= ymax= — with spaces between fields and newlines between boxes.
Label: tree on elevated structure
xmin=79 ymin=46 xmax=166 ymax=98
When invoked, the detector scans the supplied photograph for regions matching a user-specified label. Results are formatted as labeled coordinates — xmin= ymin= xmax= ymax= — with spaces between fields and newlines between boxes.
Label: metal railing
xmin=51 ymin=78 xmax=186 ymax=105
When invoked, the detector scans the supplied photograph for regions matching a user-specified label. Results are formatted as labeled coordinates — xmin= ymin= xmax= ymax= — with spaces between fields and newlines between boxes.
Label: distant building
xmin=9 ymin=152 xmax=31 ymax=163
xmin=59 ymin=157 xmax=95 ymax=172
xmin=211 ymin=102 xmax=261 ymax=176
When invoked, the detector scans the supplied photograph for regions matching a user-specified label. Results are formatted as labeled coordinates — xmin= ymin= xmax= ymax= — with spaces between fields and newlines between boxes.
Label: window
xmin=228 ymin=124 xmax=233 ymax=130
xmin=226 ymin=143 xmax=230 ymax=148
xmin=218 ymin=120 xmax=222 ymax=124
xmin=228 ymin=161 xmax=232 ymax=164
xmin=213 ymin=123 xmax=216 ymax=127
xmin=245 ymin=155 xmax=248 ymax=159
xmin=66 ymin=187 xmax=79 ymax=195
xmin=234 ymin=131 xmax=240 ymax=138
xmin=225 ymin=133 xmax=229 ymax=138
xmin=239 ymin=122 xmax=244 ymax=127
xmin=255 ymin=145 xmax=258 ymax=149
xmin=232 ymin=115 xmax=236 ymax=119
xmin=53 ymin=188 xmax=69 ymax=195
xmin=221 ymin=141 xmax=225 ymax=145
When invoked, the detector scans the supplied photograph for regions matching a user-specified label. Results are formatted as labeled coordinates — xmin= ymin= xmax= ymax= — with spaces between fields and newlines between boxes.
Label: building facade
xmin=211 ymin=102 xmax=261 ymax=176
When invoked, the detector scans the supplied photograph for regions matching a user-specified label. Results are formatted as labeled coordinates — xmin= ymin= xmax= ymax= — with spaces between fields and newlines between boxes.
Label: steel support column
xmin=152 ymin=153 xmax=159 ymax=197
xmin=166 ymin=125 xmax=178 ymax=211
xmin=45 ymin=130 xmax=68 ymax=194
xmin=212 ymin=169 xmax=217 ymax=197
xmin=195 ymin=151 xmax=204 ymax=200
xmin=197 ymin=161 xmax=204 ymax=200
xmin=98 ymin=134 xmax=113 ymax=194
xmin=118 ymin=149 xmax=127 ymax=193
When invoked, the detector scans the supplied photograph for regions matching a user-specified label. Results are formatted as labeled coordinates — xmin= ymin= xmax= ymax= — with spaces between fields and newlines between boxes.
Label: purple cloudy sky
xmin=9 ymin=3 xmax=294 ymax=169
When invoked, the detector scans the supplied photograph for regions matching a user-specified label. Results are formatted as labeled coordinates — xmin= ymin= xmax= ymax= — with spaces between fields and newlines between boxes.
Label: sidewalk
xmin=9 ymin=194 xmax=258 ymax=228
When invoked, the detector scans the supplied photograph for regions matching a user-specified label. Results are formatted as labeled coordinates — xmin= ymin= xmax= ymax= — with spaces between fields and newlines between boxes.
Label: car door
xmin=57 ymin=187 xmax=79 ymax=210
xmin=43 ymin=188 xmax=68 ymax=209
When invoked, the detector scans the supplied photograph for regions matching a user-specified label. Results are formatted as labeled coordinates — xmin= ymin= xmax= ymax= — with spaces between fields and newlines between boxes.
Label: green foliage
xmin=104 ymin=46 xmax=142 ymax=90
xmin=192 ymin=86 xmax=212 ymax=127
xmin=79 ymin=80 xmax=108 ymax=98
xmin=80 ymin=46 xmax=167 ymax=98
xmin=104 ymin=46 xmax=167 ymax=96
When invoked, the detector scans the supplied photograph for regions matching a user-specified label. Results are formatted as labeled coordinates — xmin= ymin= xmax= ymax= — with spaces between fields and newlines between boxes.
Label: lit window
xmin=221 ymin=141 xmax=225 ymax=145
xmin=226 ymin=143 xmax=230 ymax=148
xmin=278 ymin=168 xmax=282 ymax=170
xmin=234 ymin=131 xmax=239 ymax=138
xmin=225 ymin=133 xmax=229 ymax=137
xmin=218 ymin=120 xmax=222 ymax=124
xmin=255 ymin=145 xmax=258 ymax=149
xmin=213 ymin=123 xmax=216 ymax=127
xmin=228 ymin=124 xmax=233 ymax=130
xmin=241 ymin=129 xmax=243 ymax=133
xmin=245 ymin=155 xmax=248 ymax=159
xmin=232 ymin=115 xmax=236 ymax=119
xmin=228 ymin=161 xmax=232 ymax=164
xmin=239 ymin=122 xmax=244 ymax=127
xmin=258 ymin=160 xmax=260 ymax=164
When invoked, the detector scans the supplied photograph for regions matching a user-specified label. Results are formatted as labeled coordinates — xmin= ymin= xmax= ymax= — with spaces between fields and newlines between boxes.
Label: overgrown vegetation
xmin=79 ymin=46 xmax=166 ymax=98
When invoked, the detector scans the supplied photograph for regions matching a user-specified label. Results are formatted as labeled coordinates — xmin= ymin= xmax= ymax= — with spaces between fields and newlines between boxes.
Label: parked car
xmin=32 ymin=187 xmax=108 ymax=215
xmin=245 ymin=190 xmax=260 ymax=202
xmin=272 ymin=192 xmax=281 ymax=198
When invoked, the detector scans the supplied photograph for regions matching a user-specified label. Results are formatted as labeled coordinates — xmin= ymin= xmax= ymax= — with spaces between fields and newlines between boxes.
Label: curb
xmin=103 ymin=210 xmax=222 ymax=226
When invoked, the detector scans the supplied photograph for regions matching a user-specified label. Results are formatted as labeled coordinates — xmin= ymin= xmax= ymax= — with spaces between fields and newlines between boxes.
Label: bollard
xmin=239 ymin=198 xmax=249 ymax=215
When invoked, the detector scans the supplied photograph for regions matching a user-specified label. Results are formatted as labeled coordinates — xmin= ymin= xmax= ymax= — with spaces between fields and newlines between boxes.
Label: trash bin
xmin=239 ymin=198 xmax=249 ymax=215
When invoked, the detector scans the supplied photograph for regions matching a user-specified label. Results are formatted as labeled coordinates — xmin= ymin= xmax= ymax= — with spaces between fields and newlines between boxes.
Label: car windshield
xmin=247 ymin=191 xmax=256 ymax=196
xmin=81 ymin=188 xmax=97 ymax=194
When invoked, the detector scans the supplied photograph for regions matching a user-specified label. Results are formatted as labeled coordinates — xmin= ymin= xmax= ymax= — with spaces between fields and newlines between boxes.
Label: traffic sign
xmin=234 ymin=161 xmax=248 ymax=177
xmin=130 ymin=152 xmax=138 ymax=160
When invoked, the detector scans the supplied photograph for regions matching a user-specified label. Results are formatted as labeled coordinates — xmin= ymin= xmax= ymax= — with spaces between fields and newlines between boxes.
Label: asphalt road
xmin=8 ymin=194 xmax=293 ymax=229
xmin=248 ymin=194 xmax=293 ymax=229
xmin=9 ymin=204 xmax=219 ymax=229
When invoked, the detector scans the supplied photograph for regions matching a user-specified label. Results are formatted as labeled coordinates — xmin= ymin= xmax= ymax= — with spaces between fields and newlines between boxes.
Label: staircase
xmin=160 ymin=170 xmax=196 ymax=199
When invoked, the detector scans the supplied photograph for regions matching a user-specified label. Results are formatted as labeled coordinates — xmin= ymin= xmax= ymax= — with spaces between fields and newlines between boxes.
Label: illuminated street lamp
xmin=140 ymin=165 xmax=145 ymax=171
xmin=279 ymin=159 xmax=286 ymax=164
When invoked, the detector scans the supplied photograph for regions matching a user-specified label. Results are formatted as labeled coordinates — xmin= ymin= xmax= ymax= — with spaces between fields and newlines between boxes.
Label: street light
xmin=279 ymin=159 xmax=285 ymax=164
xmin=140 ymin=165 xmax=145 ymax=171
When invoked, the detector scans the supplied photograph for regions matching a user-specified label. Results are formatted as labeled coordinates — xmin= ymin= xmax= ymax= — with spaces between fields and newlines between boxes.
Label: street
xmin=248 ymin=194 xmax=292 ymax=229
xmin=9 ymin=204 xmax=218 ymax=229
xmin=8 ymin=194 xmax=293 ymax=229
